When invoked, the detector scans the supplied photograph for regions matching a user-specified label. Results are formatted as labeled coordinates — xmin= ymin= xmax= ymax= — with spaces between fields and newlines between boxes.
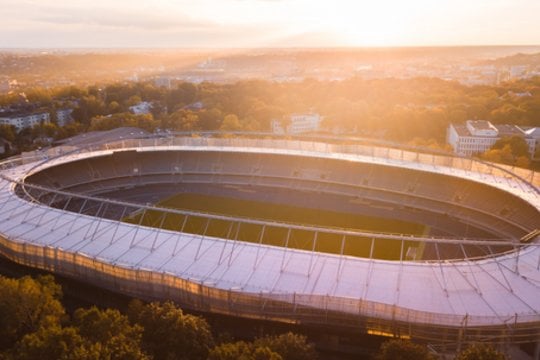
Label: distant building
xmin=508 ymin=91 xmax=532 ymax=98
xmin=56 ymin=108 xmax=74 ymax=127
xmin=520 ymin=127 xmax=540 ymax=160
xmin=447 ymin=120 xmax=538 ymax=158
xmin=0 ymin=111 xmax=50 ymax=131
xmin=154 ymin=77 xmax=172 ymax=89
xmin=129 ymin=102 xmax=152 ymax=115
xmin=510 ymin=65 xmax=528 ymax=79
xmin=183 ymin=101 xmax=204 ymax=111
xmin=272 ymin=113 xmax=322 ymax=134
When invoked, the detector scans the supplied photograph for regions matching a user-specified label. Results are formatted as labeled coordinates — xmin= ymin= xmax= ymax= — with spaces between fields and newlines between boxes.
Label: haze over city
xmin=2 ymin=0 xmax=540 ymax=48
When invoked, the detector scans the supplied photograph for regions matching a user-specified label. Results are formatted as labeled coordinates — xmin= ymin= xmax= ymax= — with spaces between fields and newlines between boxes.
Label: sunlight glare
xmin=302 ymin=0 xmax=437 ymax=46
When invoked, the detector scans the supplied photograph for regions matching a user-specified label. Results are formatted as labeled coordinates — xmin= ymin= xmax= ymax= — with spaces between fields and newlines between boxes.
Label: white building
xmin=129 ymin=102 xmax=152 ymax=115
xmin=272 ymin=113 xmax=322 ymax=134
xmin=0 ymin=112 xmax=50 ymax=131
xmin=510 ymin=65 xmax=528 ymax=79
xmin=521 ymin=127 xmax=540 ymax=160
xmin=56 ymin=108 xmax=73 ymax=127
xmin=447 ymin=120 xmax=538 ymax=158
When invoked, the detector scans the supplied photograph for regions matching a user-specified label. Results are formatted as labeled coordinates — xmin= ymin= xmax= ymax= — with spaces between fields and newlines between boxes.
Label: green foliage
xmin=0 ymin=275 xmax=65 ymax=350
xmin=482 ymin=135 xmax=531 ymax=167
xmin=126 ymin=95 xmax=142 ymax=107
xmin=0 ymin=276 xmax=149 ymax=359
xmin=375 ymin=339 xmax=436 ymax=360
xmin=73 ymin=307 xmax=148 ymax=360
xmin=492 ymin=135 xmax=530 ymax=158
xmin=0 ymin=125 xmax=16 ymax=142
xmin=3 ymin=75 xmax=540 ymax=156
xmin=8 ymin=325 xmax=95 ymax=360
xmin=198 ymin=108 xmax=223 ymax=130
xmin=0 ymin=275 xmax=318 ymax=360
xmin=9 ymin=309 xmax=150 ymax=360
xmin=220 ymin=114 xmax=242 ymax=131
xmin=166 ymin=109 xmax=200 ymax=131
xmin=128 ymin=300 xmax=214 ymax=360
xmin=454 ymin=343 xmax=506 ymax=360
xmin=108 ymin=101 xmax=122 ymax=114
xmin=89 ymin=113 xmax=159 ymax=132
xmin=253 ymin=332 xmax=317 ymax=360
xmin=72 ymin=95 xmax=107 ymax=125
xmin=208 ymin=341 xmax=282 ymax=360
xmin=202 ymin=332 xmax=317 ymax=360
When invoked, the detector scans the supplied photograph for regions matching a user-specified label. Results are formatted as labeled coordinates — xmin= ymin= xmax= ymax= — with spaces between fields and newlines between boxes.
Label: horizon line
xmin=2 ymin=44 xmax=540 ymax=51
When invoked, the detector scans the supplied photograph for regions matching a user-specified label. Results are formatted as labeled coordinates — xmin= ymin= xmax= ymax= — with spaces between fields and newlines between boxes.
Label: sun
xmin=313 ymin=0 xmax=431 ymax=46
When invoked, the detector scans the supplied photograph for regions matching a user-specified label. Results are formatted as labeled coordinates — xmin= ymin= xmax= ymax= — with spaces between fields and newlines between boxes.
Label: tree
xmin=253 ymin=332 xmax=317 ymax=360
xmin=220 ymin=114 xmax=242 ymax=131
xmin=0 ymin=275 xmax=65 ymax=350
xmin=491 ymin=135 xmax=530 ymax=158
xmin=208 ymin=341 xmax=282 ymax=360
xmin=166 ymin=109 xmax=200 ymax=131
xmin=8 ymin=325 xmax=96 ymax=360
xmin=72 ymin=95 xmax=106 ymax=126
xmin=128 ymin=300 xmax=214 ymax=360
xmin=126 ymin=95 xmax=142 ymax=107
xmin=454 ymin=343 xmax=507 ymax=360
xmin=375 ymin=339 xmax=436 ymax=360
xmin=89 ymin=113 xmax=159 ymax=133
xmin=166 ymin=82 xmax=198 ymax=112
xmin=515 ymin=155 xmax=531 ymax=168
xmin=198 ymin=108 xmax=223 ymax=130
xmin=73 ymin=307 xmax=149 ymax=360
xmin=482 ymin=136 xmax=531 ymax=167
xmin=0 ymin=124 xmax=16 ymax=142
xmin=108 ymin=101 xmax=122 ymax=114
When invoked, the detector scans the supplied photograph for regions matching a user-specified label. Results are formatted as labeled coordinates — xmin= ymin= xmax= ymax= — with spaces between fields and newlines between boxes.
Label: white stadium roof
xmin=0 ymin=136 xmax=538 ymax=347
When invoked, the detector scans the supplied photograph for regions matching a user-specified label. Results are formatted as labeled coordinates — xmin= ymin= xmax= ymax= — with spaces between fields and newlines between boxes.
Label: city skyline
xmin=2 ymin=0 xmax=540 ymax=48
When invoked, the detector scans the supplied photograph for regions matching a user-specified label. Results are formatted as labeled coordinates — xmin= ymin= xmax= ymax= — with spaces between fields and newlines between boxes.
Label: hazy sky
xmin=2 ymin=0 xmax=540 ymax=48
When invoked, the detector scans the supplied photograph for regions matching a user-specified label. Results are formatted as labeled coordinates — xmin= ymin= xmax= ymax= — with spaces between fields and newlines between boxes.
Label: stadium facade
xmin=0 ymin=135 xmax=538 ymax=355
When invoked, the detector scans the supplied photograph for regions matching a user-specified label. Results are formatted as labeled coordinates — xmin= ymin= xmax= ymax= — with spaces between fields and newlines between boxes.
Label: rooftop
xmin=495 ymin=124 xmax=525 ymax=137
xmin=453 ymin=120 xmax=533 ymax=138
xmin=55 ymin=127 xmax=150 ymax=148
xmin=467 ymin=119 xmax=494 ymax=130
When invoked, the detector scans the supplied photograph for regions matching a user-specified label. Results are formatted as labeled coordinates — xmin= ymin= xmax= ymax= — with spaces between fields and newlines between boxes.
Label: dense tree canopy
xmin=454 ymin=343 xmax=507 ymax=360
xmin=0 ymin=275 xmax=65 ymax=350
xmin=3 ymin=76 xmax=540 ymax=139
xmin=375 ymin=339 xmax=437 ymax=360
xmin=481 ymin=135 xmax=531 ymax=167
xmin=2 ymin=75 xmax=540 ymax=164
xmin=9 ymin=324 xmax=93 ymax=360
xmin=73 ymin=307 xmax=148 ymax=360
xmin=208 ymin=341 xmax=283 ymax=360
xmin=128 ymin=300 xmax=214 ymax=360
xmin=252 ymin=333 xmax=317 ymax=360
xmin=0 ymin=274 xmax=519 ymax=360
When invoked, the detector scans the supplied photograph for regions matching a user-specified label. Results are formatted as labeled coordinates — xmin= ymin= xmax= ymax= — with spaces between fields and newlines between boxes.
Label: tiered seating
xmin=23 ymin=149 xmax=538 ymax=246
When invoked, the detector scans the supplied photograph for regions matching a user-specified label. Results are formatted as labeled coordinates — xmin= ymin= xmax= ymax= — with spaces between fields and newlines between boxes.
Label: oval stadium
xmin=0 ymin=134 xmax=539 ymax=355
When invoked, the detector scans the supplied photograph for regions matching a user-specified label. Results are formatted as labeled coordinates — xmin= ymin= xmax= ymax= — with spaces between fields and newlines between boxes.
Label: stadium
xmin=0 ymin=133 xmax=539 ymax=355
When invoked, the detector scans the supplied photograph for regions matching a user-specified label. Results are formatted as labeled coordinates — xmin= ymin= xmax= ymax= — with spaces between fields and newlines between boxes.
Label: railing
xmin=9 ymin=132 xmax=539 ymax=193
xmin=0 ymin=233 xmax=538 ymax=347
